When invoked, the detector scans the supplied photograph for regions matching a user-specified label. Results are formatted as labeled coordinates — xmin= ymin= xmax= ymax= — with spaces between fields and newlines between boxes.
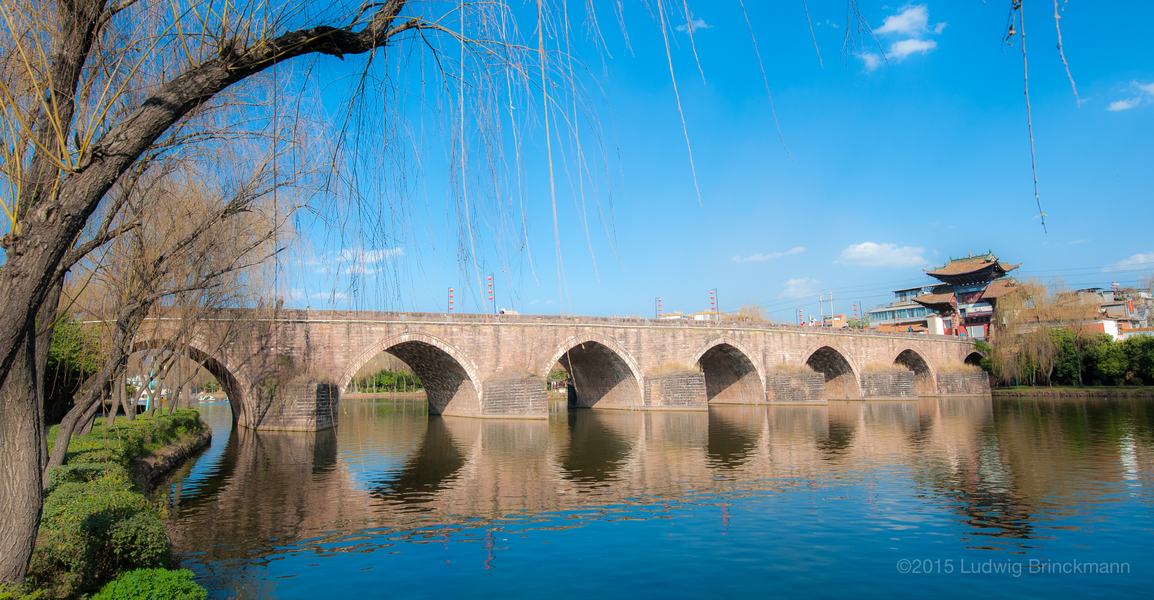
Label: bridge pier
xmin=643 ymin=371 xmax=707 ymax=409
xmin=253 ymin=376 xmax=341 ymax=431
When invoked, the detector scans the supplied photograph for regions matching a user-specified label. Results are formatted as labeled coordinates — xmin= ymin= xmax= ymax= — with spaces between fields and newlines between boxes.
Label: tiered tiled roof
xmin=925 ymin=253 xmax=1019 ymax=284
xmin=980 ymin=277 xmax=1018 ymax=300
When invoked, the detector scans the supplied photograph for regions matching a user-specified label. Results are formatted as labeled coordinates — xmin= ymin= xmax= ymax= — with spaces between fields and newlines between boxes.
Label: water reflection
xmin=160 ymin=396 xmax=1154 ymax=598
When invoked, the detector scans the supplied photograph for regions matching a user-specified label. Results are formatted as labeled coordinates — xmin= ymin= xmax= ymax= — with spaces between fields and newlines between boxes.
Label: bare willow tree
xmin=44 ymin=152 xmax=288 ymax=475
xmin=987 ymin=277 xmax=1102 ymax=386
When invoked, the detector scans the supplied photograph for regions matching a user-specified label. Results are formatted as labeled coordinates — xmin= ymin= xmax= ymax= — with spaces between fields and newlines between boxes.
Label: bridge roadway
xmin=136 ymin=309 xmax=988 ymax=430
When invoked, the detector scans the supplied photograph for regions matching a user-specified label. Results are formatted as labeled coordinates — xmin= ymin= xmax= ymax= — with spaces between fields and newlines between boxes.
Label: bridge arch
xmin=341 ymin=332 xmax=482 ymax=417
xmin=544 ymin=335 xmax=643 ymax=409
xmin=964 ymin=351 xmax=984 ymax=367
xmin=131 ymin=339 xmax=246 ymax=423
xmin=691 ymin=338 xmax=766 ymax=404
xmin=893 ymin=347 xmax=936 ymax=395
xmin=803 ymin=343 xmax=861 ymax=398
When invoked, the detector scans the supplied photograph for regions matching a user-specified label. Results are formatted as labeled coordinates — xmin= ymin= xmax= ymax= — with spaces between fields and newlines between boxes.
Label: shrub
xmin=0 ymin=583 xmax=45 ymax=600
xmin=1127 ymin=376 xmax=1144 ymax=386
xmin=25 ymin=412 xmax=206 ymax=597
xmin=28 ymin=480 xmax=171 ymax=597
xmin=44 ymin=462 xmax=131 ymax=495
xmin=93 ymin=569 xmax=206 ymax=600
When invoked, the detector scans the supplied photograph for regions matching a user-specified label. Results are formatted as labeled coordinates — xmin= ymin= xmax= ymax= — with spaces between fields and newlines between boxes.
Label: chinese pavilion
xmin=912 ymin=253 xmax=1019 ymax=339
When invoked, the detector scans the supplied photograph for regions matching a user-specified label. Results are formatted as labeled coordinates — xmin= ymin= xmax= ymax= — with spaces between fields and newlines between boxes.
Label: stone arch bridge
xmin=136 ymin=309 xmax=988 ymax=431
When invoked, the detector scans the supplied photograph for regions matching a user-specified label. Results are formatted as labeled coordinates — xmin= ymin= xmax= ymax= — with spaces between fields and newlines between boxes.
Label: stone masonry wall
xmin=765 ymin=373 xmax=826 ymax=402
xmin=643 ymin=372 xmax=707 ymax=408
xmin=482 ymin=373 xmax=548 ymax=417
xmin=936 ymin=372 xmax=991 ymax=395
xmin=860 ymin=371 xmax=916 ymax=398
xmin=139 ymin=308 xmax=980 ymax=430
xmin=256 ymin=377 xmax=340 ymax=431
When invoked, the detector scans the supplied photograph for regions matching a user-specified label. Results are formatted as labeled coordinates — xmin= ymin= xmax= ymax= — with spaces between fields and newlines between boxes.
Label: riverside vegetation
xmin=978 ymin=332 xmax=1154 ymax=388
xmin=1 ymin=410 xmax=210 ymax=599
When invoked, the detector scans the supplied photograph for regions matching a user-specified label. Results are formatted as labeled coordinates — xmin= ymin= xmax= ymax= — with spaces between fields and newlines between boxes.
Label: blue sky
xmin=283 ymin=1 xmax=1154 ymax=323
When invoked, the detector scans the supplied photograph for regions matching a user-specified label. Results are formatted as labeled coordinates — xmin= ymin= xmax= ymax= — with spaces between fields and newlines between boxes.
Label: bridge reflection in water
xmin=160 ymin=396 xmax=1153 ymax=598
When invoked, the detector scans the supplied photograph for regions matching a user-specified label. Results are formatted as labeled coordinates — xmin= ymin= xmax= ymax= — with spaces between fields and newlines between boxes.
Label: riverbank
xmin=993 ymin=386 xmax=1154 ymax=398
xmin=26 ymin=409 xmax=211 ymax=599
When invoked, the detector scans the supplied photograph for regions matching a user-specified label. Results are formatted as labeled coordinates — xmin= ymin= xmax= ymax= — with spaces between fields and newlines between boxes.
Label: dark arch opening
xmin=805 ymin=346 xmax=860 ymax=398
xmin=894 ymin=349 xmax=934 ymax=395
xmin=369 ymin=341 xmax=479 ymax=417
xmin=964 ymin=352 xmax=984 ymax=367
xmin=126 ymin=342 xmax=244 ymax=423
xmin=558 ymin=341 xmax=641 ymax=409
xmin=698 ymin=344 xmax=764 ymax=404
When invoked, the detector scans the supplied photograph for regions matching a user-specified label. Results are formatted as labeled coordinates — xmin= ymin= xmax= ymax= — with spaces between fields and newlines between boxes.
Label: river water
xmin=158 ymin=396 xmax=1153 ymax=599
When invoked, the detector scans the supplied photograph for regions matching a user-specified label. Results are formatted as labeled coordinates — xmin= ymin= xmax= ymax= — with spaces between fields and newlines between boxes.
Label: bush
xmin=43 ymin=462 xmax=131 ymax=495
xmin=0 ymin=583 xmax=45 ymax=600
xmin=65 ymin=409 xmax=205 ymax=467
xmin=26 ymin=411 xmax=206 ymax=597
xmin=1128 ymin=376 xmax=1144 ymax=386
xmin=28 ymin=479 xmax=171 ymax=597
xmin=93 ymin=569 xmax=206 ymax=600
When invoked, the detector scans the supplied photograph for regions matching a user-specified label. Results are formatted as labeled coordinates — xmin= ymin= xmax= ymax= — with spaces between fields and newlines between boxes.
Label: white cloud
xmin=1109 ymin=98 xmax=1141 ymax=112
xmin=316 ymin=246 xmax=403 ymax=275
xmin=675 ymin=17 xmax=709 ymax=33
xmin=834 ymin=242 xmax=927 ymax=268
xmin=1108 ymin=81 xmax=1154 ymax=111
xmin=875 ymin=4 xmax=929 ymax=35
xmin=1104 ymin=253 xmax=1154 ymax=273
xmin=1066 ymin=239 xmax=1089 ymax=246
xmin=732 ymin=246 xmax=805 ymax=263
xmin=888 ymin=38 xmax=937 ymax=61
xmin=778 ymin=278 xmax=820 ymax=300
xmin=861 ymin=4 xmax=943 ymax=70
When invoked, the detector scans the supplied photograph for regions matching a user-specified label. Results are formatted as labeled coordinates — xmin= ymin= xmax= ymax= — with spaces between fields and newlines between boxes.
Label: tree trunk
xmin=121 ymin=373 xmax=135 ymax=422
xmin=0 ymin=334 xmax=44 ymax=584
xmin=34 ymin=280 xmax=63 ymax=474
xmin=77 ymin=393 xmax=103 ymax=436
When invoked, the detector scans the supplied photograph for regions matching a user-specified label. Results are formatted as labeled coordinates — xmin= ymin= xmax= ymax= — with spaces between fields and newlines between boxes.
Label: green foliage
xmin=0 ymin=583 xmax=46 ymax=600
xmin=92 ymin=569 xmax=206 ymax=600
xmin=43 ymin=317 xmax=104 ymax=422
xmin=27 ymin=479 xmax=170 ymax=597
xmin=847 ymin=318 xmax=870 ymax=329
xmin=65 ymin=409 xmax=205 ymax=467
xmin=994 ymin=328 xmax=1154 ymax=387
xmin=43 ymin=462 xmax=132 ymax=496
xmin=27 ymin=410 xmax=206 ymax=598
xmin=547 ymin=369 xmax=568 ymax=382
xmin=355 ymin=369 xmax=422 ymax=392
